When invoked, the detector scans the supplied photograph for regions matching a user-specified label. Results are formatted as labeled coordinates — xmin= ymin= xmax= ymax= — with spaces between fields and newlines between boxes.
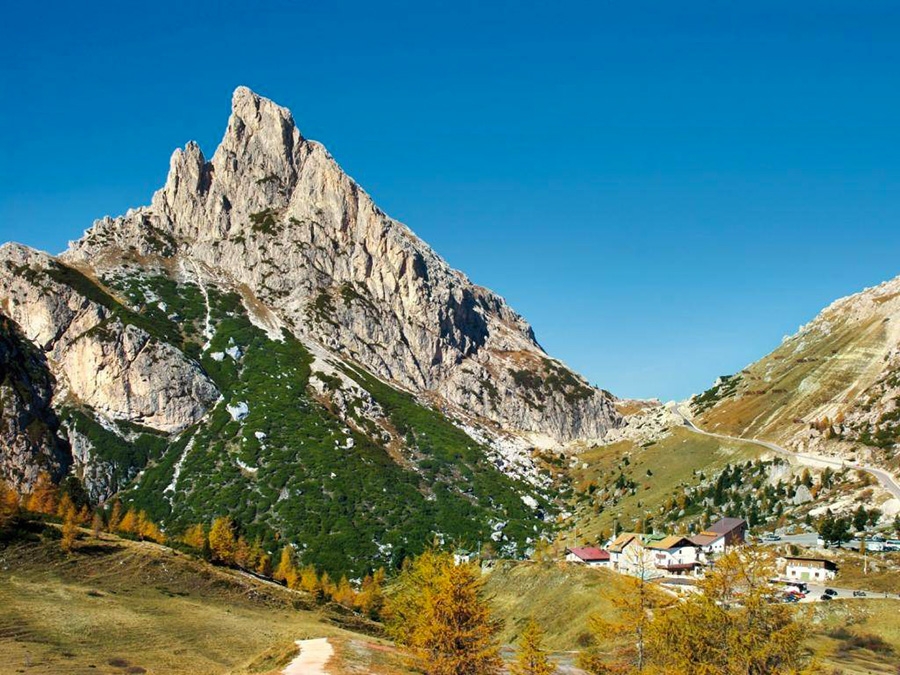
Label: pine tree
xmin=511 ymin=618 xmax=555 ymax=675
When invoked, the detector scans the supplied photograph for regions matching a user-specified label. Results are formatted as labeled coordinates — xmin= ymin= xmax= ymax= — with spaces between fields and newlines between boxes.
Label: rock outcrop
xmin=63 ymin=86 xmax=619 ymax=444
xmin=0 ymin=314 xmax=69 ymax=491
xmin=0 ymin=243 xmax=219 ymax=434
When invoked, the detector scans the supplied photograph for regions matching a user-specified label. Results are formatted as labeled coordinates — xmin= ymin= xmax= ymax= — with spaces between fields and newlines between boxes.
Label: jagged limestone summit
xmin=0 ymin=86 xmax=620 ymax=573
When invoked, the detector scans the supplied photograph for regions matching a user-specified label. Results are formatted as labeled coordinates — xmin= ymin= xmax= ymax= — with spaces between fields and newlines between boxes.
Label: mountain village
xmin=563 ymin=516 xmax=848 ymax=599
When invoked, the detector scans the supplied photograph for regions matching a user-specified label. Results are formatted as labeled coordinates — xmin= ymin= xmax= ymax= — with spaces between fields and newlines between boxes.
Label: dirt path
xmin=282 ymin=637 xmax=334 ymax=675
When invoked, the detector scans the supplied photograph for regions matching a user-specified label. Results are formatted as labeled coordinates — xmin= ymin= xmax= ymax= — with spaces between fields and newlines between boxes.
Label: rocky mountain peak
xmin=58 ymin=86 xmax=620 ymax=445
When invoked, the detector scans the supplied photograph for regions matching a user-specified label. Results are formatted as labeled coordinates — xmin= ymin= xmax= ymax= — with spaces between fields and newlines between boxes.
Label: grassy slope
xmin=697 ymin=315 xmax=889 ymax=442
xmin=566 ymin=427 xmax=763 ymax=541
xmin=0 ymin=530 xmax=378 ymax=675
xmin=483 ymin=561 xmax=630 ymax=652
xmin=813 ymin=600 xmax=900 ymax=674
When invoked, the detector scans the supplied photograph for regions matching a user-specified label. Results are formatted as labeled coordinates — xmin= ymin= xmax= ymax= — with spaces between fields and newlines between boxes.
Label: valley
xmin=2 ymin=85 xmax=900 ymax=674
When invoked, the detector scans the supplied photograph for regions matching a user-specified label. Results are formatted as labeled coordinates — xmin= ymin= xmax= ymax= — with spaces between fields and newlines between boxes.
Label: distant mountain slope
xmin=0 ymin=87 xmax=621 ymax=573
xmin=693 ymin=276 xmax=900 ymax=472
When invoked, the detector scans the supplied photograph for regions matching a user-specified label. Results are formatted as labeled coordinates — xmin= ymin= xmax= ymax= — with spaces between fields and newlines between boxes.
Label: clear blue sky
xmin=2 ymin=1 xmax=899 ymax=401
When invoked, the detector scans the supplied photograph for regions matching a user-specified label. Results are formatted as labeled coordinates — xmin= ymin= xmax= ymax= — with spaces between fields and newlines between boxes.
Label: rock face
xmin=63 ymin=86 xmax=619 ymax=444
xmin=0 ymin=314 xmax=69 ymax=491
xmin=0 ymin=243 xmax=219 ymax=434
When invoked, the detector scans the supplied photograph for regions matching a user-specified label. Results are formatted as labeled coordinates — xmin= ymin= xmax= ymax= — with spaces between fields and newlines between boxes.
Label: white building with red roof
xmin=565 ymin=546 xmax=611 ymax=567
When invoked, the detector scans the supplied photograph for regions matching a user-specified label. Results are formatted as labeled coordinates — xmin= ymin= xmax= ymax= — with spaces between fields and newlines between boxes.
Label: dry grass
xmin=565 ymin=427 xmax=763 ymax=540
xmin=699 ymin=315 xmax=890 ymax=442
xmin=811 ymin=600 xmax=900 ymax=674
xmin=0 ymin=530 xmax=364 ymax=674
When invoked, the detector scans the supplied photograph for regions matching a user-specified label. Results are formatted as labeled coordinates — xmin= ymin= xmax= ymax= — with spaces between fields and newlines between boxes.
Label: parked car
xmin=820 ymin=594 xmax=832 ymax=601
xmin=852 ymin=590 xmax=867 ymax=597
xmin=762 ymin=533 xmax=781 ymax=541
xmin=824 ymin=588 xmax=838 ymax=597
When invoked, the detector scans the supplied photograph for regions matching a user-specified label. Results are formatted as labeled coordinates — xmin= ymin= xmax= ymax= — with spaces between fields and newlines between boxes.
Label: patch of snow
xmin=235 ymin=457 xmax=258 ymax=474
xmin=521 ymin=494 xmax=538 ymax=510
xmin=164 ymin=435 xmax=196 ymax=500
xmin=210 ymin=351 xmax=225 ymax=362
xmin=254 ymin=431 xmax=267 ymax=440
xmin=225 ymin=345 xmax=243 ymax=361
xmin=227 ymin=401 xmax=250 ymax=421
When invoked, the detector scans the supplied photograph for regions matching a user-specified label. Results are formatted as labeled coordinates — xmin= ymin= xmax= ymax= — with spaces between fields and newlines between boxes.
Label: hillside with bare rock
xmin=0 ymin=87 xmax=620 ymax=572
xmin=693 ymin=276 xmax=900 ymax=474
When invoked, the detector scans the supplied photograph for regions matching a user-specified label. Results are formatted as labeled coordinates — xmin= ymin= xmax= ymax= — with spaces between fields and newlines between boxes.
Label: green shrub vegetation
xmin=80 ymin=272 xmax=548 ymax=577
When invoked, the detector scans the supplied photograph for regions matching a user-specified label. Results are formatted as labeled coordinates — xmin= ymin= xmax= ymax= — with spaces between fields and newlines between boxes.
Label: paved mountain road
xmin=669 ymin=404 xmax=900 ymax=501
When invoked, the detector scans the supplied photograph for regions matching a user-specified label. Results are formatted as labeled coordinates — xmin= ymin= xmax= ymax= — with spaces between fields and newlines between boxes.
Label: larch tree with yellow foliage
xmin=117 ymin=508 xmax=139 ymax=534
xmin=299 ymin=564 xmax=319 ymax=594
xmin=60 ymin=503 xmax=79 ymax=552
xmin=137 ymin=511 xmax=165 ymax=543
xmin=578 ymin=551 xmax=672 ymax=674
xmin=274 ymin=546 xmax=299 ymax=588
xmin=0 ymin=482 xmax=19 ymax=530
xmin=25 ymin=472 xmax=57 ymax=515
xmin=208 ymin=516 xmax=237 ymax=564
xmin=385 ymin=549 xmax=502 ymax=675
xmin=511 ymin=617 xmax=556 ymax=675
xmin=181 ymin=523 xmax=208 ymax=550
xmin=644 ymin=547 xmax=814 ymax=674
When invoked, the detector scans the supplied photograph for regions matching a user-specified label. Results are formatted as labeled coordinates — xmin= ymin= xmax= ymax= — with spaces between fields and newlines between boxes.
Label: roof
xmin=690 ymin=533 xmax=720 ymax=547
xmin=646 ymin=536 xmax=696 ymax=550
xmin=567 ymin=547 xmax=610 ymax=562
xmin=783 ymin=556 xmax=838 ymax=570
xmin=702 ymin=518 xmax=747 ymax=536
xmin=657 ymin=562 xmax=701 ymax=571
xmin=607 ymin=533 xmax=642 ymax=553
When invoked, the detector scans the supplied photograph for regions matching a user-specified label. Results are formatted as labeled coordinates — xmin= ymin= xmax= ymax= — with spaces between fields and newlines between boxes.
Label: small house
xmin=691 ymin=517 xmax=748 ymax=559
xmin=645 ymin=535 xmax=701 ymax=575
xmin=781 ymin=556 xmax=838 ymax=582
xmin=565 ymin=546 xmax=611 ymax=567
